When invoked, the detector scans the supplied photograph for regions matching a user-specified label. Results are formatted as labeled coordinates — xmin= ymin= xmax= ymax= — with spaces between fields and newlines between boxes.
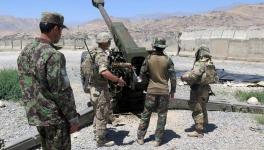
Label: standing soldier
xmin=176 ymin=32 xmax=182 ymax=56
xmin=17 ymin=12 xmax=80 ymax=150
xmin=137 ymin=37 xmax=177 ymax=147
xmin=80 ymin=46 xmax=118 ymax=126
xmin=88 ymin=32 xmax=126 ymax=147
xmin=181 ymin=45 xmax=217 ymax=138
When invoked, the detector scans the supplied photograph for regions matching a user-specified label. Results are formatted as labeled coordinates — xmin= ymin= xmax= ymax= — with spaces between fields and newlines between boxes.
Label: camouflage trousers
xmin=108 ymin=96 xmax=116 ymax=124
xmin=36 ymin=121 xmax=70 ymax=150
xmin=137 ymin=94 xmax=169 ymax=142
xmin=188 ymin=88 xmax=209 ymax=131
xmin=90 ymin=86 xmax=111 ymax=143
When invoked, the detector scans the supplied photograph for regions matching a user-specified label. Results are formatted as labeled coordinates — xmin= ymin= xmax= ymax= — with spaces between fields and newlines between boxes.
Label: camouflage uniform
xmin=137 ymin=38 xmax=176 ymax=146
xmin=89 ymin=45 xmax=112 ymax=144
xmin=188 ymin=65 xmax=210 ymax=132
xmin=81 ymin=49 xmax=116 ymax=123
xmin=17 ymin=12 xmax=78 ymax=150
xmin=181 ymin=46 xmax=216 ymax=136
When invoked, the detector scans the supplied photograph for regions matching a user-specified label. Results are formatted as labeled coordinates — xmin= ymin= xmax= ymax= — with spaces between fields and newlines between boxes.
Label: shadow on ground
xmin=145 ymin=129 xmax=181 ymax=145
xmin=107 ymin=129 xmax=134 ymax=146
xmin=184 ymin=123 xmax=218 ymax=133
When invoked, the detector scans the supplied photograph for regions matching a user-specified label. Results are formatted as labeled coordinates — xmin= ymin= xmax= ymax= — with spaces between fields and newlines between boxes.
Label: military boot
xmin=187 ymin=130 xmax=204 ymax=138
xmin=136 ymin=138 xmax=144 ymax=145
xmin=97 ymin=139 xmax=115 ymax=147
xmin=154 ymin=141 xmax=161 ymax=147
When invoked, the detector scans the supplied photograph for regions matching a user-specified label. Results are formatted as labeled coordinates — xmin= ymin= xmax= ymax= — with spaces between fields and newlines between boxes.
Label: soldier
xmin=17 ymin=12 xmax=79 ymax=150
xmin=80 ymin=48 xmax=118 ymax=126
xmin=176 ymin=32 xmax=182 ymax=56
xmin=181 ymin=45 xmax=217 ymax=138
xmin=88 ymin=32 xmax=126 ymax=147
xmin=137 ymin=37 xmax=176 ymax=147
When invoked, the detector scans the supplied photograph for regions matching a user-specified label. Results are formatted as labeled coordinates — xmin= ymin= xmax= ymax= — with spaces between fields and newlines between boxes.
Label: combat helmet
xmin=152 ymin=37 xmax=168 ymax=49
xmin=195 ymin=45 xmax=211 ymax=60
xmin=96 ymin=32 xmax=112 ymax=43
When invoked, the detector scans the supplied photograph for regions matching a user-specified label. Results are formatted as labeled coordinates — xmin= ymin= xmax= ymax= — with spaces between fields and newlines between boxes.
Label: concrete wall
xmin=1 ymin=29 xmax=264 ymax=62
xmin=0 ymin=38 xmax=91 ymax=50
xmin=181 ymin=29 xmax=264 ymax=62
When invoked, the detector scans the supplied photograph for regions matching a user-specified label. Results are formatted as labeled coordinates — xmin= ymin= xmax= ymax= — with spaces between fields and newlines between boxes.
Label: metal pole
xmin=20 ymin=40 xmax=23 ymax=49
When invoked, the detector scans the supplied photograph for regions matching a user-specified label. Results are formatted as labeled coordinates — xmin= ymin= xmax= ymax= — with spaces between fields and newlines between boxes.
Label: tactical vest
xmin=80 ymin=47 xmax=108 ymax=91
xmin=200 ymin=59 xmax=218 ymax=84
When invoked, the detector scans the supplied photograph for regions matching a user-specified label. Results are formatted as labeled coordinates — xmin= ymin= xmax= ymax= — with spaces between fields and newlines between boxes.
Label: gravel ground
xmin=70 ymin=111 xmax=264 ymax=150
xmin=0 ymin=50 xmax=264 ymax=149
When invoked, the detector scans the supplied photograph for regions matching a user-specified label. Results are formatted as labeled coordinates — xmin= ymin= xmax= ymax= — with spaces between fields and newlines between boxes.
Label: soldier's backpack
xmin=200 ymin=59 xmax=218 ymax=84
xmin=80 ymin=51 xmax=94 ymax=93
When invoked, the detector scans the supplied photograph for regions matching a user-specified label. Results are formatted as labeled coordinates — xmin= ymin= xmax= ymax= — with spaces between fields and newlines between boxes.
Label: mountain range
xmin=1 ymin=3 xmax=264 ymax=40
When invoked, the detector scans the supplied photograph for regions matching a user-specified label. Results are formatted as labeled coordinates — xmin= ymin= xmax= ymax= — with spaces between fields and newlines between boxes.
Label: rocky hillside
xmin=0 ymin=16 xmax=38 ymax=37
xmin=73 ymin=3 xmax=264 ymax=40
xmin=1 ymin=3 xmax=264 ymax=39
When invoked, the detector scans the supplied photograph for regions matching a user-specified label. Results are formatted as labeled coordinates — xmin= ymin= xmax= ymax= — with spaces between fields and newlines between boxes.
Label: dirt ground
xmin=0 ymin=49 xmax=264 ymax=149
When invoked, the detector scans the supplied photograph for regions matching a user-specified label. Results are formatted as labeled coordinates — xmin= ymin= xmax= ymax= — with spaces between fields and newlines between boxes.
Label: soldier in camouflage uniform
xmin=176 ymin=32 xmax=182 ymax=56
xmin=80 ymin=49 xmax=118 ymax=126
xmin=181 ymin=45 xmax=216 ymax=138
xmin=88 ymin=32 xmax=126 ymax=147
xmin=137 ymin=37 xmax=176 ymax=147
xmin=17 ymin=12 xmax=79 ymax=150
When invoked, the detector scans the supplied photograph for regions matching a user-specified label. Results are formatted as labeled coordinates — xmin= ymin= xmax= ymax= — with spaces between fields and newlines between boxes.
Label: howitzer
xmin=92 ymin=0 xmax=147 ymax=112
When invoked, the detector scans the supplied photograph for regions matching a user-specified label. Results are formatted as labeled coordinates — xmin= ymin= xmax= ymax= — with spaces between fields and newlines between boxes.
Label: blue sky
xmin=1 ymin=0 xmax=264 ymax=24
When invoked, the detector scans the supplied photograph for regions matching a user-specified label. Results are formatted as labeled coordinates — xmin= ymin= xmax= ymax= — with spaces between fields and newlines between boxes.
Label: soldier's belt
xmin=111 ymin=62 xmax=132 ymax=68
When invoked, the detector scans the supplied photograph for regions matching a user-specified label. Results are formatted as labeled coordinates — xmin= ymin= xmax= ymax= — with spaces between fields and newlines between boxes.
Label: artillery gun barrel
xmin=92 ymin=0 xmax=146 ymax=59
xmin=97 ymin=4 xmax=112 ymax=31
xmin=92 ymin=0 xmax=112 ymax=32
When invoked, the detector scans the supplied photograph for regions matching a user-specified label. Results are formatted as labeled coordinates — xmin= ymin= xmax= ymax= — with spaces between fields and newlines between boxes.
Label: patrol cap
xmin=96 ymin=32 xmax=112 ymax=43
xmin=152 ymin=37 xmax=167 ymax=49
xmin=40 ymin=12 xmax=68 ymax=29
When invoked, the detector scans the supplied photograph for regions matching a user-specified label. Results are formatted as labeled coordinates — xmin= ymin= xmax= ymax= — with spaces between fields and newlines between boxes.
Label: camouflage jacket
xmin=185 ymin=58 xmax=213 ymax=85
xmin=185 ymin=58 xmax=211 ymax=90
xmin=17 ymin=38 xmax=78 ymax=126
xmin=191 ymin=59 xmax=207 ymax=82
xmin=88 ymin=46 xmax=109 ymax=87
xmin=140 ymin=52 xmax=176 ymax=95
